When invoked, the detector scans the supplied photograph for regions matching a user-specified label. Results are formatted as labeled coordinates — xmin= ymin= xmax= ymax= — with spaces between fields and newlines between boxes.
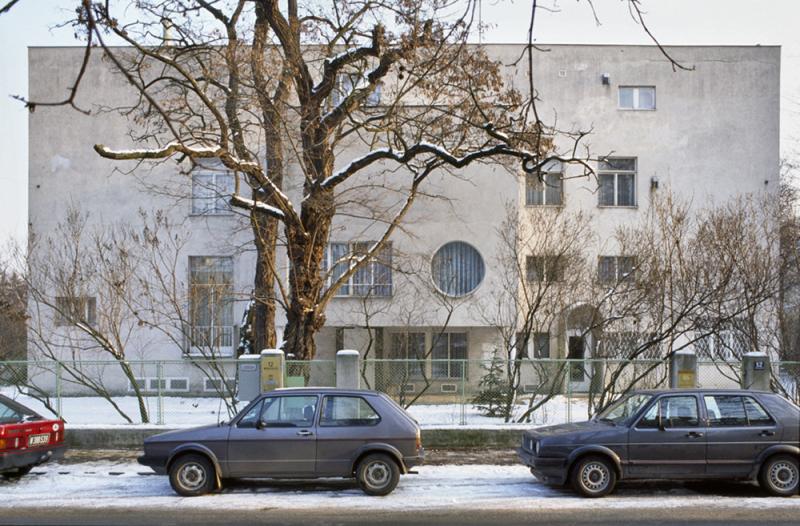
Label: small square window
xmin=619 ymin=86 xmax=656 ymax=110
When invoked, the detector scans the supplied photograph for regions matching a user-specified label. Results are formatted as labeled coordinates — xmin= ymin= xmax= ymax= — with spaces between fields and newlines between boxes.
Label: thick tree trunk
xmin=251 ymin=209 xmax=278 ymax=352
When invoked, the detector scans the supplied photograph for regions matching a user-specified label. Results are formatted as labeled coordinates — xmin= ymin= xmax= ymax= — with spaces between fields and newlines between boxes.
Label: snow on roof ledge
xmin=674 ymin=350 xmax=696 ymax=355
xmin=238 ymin=354 xmax=261 ymax=361
xmin=260 ymin=349 xmax=285 ymax=356
xmin=744 ymin=351 xmax=769 ymax=357
xmin=337 ymin=350 xmax=360 ymax=356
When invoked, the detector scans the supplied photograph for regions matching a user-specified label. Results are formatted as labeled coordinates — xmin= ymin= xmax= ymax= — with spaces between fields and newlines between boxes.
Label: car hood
xmin=525 ymin=420 xmax=623 ymax=444
xmin=145 ymin=423 xmax=227 ymax=443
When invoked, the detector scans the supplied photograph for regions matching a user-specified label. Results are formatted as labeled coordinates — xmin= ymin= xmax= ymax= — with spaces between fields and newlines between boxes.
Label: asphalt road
xmin=3 ymin=506 xmax=800 ymax=526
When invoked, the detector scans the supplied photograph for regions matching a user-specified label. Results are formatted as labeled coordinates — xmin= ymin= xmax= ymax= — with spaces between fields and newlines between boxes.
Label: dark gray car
xmin=518 ymin=389 xmax=800 ymax=497
xmin=139 ymin=388 xmax=424 ymax=497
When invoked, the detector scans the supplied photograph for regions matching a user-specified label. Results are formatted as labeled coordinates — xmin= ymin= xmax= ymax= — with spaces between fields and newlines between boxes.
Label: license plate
xmin=28 ymin=434 xmax=50 ymax=447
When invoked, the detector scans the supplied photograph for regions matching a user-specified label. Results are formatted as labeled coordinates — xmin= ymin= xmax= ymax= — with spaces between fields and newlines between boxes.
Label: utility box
xmin=670 ymin=350 xmax=697 ymax=389
xmin=236 ymin=354 xmax=262 ymax=402
xmin=742 ymin=352 xmax=771 ymax=391
xmin=260 ymin=349 xmax=285 ymax=392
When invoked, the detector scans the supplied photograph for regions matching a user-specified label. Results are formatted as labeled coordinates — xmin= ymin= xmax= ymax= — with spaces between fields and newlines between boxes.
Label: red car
xmin=0 ymin=394 xmax=66 ymax=479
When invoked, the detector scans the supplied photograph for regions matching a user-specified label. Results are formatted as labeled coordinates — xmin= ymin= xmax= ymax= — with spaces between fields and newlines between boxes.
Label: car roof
xmin=265 ymin=387 xmax=383 ymax=396
xmin=629 ymin=388 xmax=775 ymax=395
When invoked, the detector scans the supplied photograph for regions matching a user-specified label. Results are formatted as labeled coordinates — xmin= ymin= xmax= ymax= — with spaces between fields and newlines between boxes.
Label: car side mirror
xmin=256 ymin=419 xmax=267 ymax=430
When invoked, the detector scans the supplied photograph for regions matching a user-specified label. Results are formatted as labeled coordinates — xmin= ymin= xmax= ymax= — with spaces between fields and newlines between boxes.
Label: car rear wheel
xmin=2 ymin=466 xmax=33 ymax=480
xmin=356 ymin=453 xmax=400 ymax=496
xmin=571 ymin=456 xmax=617 ymax=498
xmin=169 ymin=454 xmax=215 ymax=497
xmin=759 ymin=455 xmax=799 ymax=497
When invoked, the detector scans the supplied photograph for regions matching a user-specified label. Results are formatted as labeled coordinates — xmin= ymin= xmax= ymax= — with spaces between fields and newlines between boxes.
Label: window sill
xmin=524 ymin=204 xmax=564 ymax=208
xmin=617 ymin=108 xmax=657 ymax=112
xmin=597 ymin=205 xmax=638 ymax=209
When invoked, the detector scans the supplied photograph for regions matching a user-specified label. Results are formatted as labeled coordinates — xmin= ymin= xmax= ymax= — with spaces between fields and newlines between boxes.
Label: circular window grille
xmin=431 ymin=241 xmax=485 ymax=297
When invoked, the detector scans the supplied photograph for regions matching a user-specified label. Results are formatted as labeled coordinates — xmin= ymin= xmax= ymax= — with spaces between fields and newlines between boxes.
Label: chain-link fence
xmin=1 ymin=357 xmax=797 ymax=427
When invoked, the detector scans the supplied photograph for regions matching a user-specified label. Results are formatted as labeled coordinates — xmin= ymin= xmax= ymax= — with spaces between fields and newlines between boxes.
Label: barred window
xmin=694 ymin=319 xmax=748 ymax=360
xmin=188 ymin=256 xmax=234 ymax=354
xmin=431 ymin=242 xmax=485 ymax=297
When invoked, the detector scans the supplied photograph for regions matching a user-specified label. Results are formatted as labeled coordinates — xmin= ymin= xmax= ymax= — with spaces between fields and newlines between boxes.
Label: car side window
xmin=319 ymin=396 xmax=381 ymax=427
xmin=637 ymin=396 xmax=699 ymax=429
xmin=705 ymin=395 xmax=775 ymax=427
xmin=260 ymin=395 xmax=318 ymax=428
xmin=237 ymin=400 xmax=264 ymax=428
xmin=704 ymin=395 xmax=749 ymax=427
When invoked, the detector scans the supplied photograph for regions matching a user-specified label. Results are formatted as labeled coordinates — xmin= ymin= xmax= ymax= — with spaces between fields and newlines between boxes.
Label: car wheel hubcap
xmin=365 ymin=461 xmax=390 ymax=488
xmin=769 ymin=462 xmax=798 ymax=491
xmin=581 ymin=462 xmax=609 ymax=492
xmin=178 ymin=463 xmax=206 ymax=491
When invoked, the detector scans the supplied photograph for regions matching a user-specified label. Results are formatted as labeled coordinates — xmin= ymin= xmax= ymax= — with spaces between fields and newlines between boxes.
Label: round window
xmin=431 ymin=241 xmax=485 ymax=297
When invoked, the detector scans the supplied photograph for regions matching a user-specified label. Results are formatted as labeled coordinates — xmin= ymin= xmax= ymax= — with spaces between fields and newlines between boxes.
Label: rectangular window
xmin=637 ymin=396 xmax=699 ymax=429
xmin=598 ymin=256 xmax=636 ymax=283
xmin=526 ymin=255 xmax=564 ymax=282
xmin=188 ymin=256 xmax=235 ymax=355
xmin=192 ymin=170 xmax=235 ymax=215
xmin=533 ymin=332 xmax=550 ymax=359
xmin=54 ymin=296 xmax=97 ymax=326
xmin=320 ymin=396 xmax=381 ymax=427
xmin=598 ymin=158 xmax=636 ymax=207
xmin=526 ymin=161 xmax=563 ymax=206
xmin=323 ymin=242 xmax=392 ymax=297
xmin=619 ymin=86 xmax=656 ymax=110
xmin=391 ymin=332 xmax=426 ymax=378
xmin=431 ymin=332 xmax=467 ymax=379
xmin=694 ymin=319 xmax=748 ymax=360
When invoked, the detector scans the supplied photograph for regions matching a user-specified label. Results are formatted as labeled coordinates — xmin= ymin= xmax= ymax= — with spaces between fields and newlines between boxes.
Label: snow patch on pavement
xmin=2 ymin=461 xmax=798 ymax=511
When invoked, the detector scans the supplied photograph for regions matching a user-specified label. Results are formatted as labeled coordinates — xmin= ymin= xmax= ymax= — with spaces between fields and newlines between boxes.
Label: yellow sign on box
xmin=678 ymin=371 xmax=696 ymax=388
xmin=260 ymin=354 xmax=284 ymax=392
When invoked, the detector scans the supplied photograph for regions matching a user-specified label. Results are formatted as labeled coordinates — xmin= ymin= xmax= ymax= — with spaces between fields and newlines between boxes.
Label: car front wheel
xmin=356 ymin=453 xmax=400 ymax=496
xmin=759 ymin=455 xmax=799 ymax=497
xmin=571 ymin=456 xmax=617 ymax=498
xmin=168 ymin=454 xmax=215 ymax=497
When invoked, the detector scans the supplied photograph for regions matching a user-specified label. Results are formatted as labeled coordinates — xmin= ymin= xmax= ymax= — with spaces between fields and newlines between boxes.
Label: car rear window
xmin=320 ymin=396 xmax=381 ymax=427
xmin=0 ymin=399 xmax=39 ymax=424
xmin=704 ymin=395 xmax=775 ymax=427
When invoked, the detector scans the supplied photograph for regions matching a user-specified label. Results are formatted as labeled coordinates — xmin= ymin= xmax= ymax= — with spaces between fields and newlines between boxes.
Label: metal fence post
xmin=55 ymin=361 xmax=62 ymax=419
xmin=157 ymin=361 xmax=165 ymax=425
xmin=566 ymin=359 xmax=573 ymax=424
xmin=460 ymin=360 xmax=467 ymax=426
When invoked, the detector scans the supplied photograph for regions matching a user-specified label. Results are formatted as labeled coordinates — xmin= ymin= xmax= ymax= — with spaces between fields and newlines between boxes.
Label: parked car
xmin=518 ymin=389 xmax=800 ymax=498
xmin=139 ymin=387 xmax=424 ymax=496
xmin=0 ymin=394 xmax=66 ymax=480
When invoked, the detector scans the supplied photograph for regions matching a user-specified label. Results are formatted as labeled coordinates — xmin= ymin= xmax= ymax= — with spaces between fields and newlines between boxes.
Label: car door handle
xmin=296 ymin=430 xmax=314 ymax=437
xmin=685 ymin=432 xmax=704 ymax=438
xmin=759 ymin=430 xmax=775 ymax=437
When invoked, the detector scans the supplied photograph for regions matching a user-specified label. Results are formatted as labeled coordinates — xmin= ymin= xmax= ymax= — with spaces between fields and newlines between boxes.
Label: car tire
xmin=168 ymin=454 xmax=215 ymax=497
xmin=570 ymin=455 xmax=617 ymax=498
xmin=356 ymin=453 xmax=400 ymax=496
xmin=759 ymin=455 xmax=799 ymax=497
xmin=2 ymin=466 xmax=33 ymax=480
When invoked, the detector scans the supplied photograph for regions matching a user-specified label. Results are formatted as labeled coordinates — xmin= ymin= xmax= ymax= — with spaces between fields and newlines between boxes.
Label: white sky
xmin=1 ymin=0 xmax=799 ymax=245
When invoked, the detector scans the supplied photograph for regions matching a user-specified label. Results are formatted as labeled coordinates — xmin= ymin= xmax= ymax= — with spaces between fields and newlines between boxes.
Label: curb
xmin=65 ymin=427 xmax=525 ymax=450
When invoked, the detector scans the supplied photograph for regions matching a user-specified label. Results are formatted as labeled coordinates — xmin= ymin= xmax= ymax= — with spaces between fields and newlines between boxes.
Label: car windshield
xmin=0 ymin=399 xmax=40 ymax=424
xmin=596 ymin=393 xmax=653 ymax=424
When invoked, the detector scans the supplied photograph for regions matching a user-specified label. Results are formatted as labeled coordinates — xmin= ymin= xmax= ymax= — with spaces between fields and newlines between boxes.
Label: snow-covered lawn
xmin=2 ymin=461 xmax=798 ymax=511
xmin=2 ymin=388 xmax=590 ymax=428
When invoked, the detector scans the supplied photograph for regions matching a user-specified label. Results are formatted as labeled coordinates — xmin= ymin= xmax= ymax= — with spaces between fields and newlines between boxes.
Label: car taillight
xmin=415 ymin=428 xmax=422 ymax=450
xmin=0 ymin=439 xmax=5 ymax=450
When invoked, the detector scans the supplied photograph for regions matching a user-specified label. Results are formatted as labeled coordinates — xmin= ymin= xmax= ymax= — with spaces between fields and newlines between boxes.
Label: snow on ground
xmin=2 ymin=461 xmax=798 ymax=511
xmin=2 ymin=387 xmax=590 ymax=429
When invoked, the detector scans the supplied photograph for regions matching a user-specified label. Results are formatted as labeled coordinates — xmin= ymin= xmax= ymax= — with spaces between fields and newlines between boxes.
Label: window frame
xmin=390 ymin=331 xmax=427 ymax=379
xmin=187 ymin=256 xmax=235 ymax=356
xmin=597 ymin=157 xmax=637 ymax=208
xmin=318 ymin=395 xmax=382 ymax=427
xmin=703 ymin=394 xmax=777 ymax=428
xmin=236 ymin=394 xmax=319 ymax=429
xmin=430 ymin=241 xmax=486 ymax=298
xmin=54 ymin=296 xmax=97 ymax=327
xmin=634 ymin=394 xmax=701 ymax=430
xmin=618 ymin=86 xmax=656 ymax=111
xmin=526 ymin=255 xmax=565 ymax=283
xmin=323 ymin=241 xmax=393 ymax=298
xmin=191 ymin=170 xmax=235 ymax=216
xmin=525 ymin=163 xmax=564 ymax=207
xmin=431 ymin=331 xmax=468 ymax=380
xmin=597 ymin=256 xmax=637 ymax=284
